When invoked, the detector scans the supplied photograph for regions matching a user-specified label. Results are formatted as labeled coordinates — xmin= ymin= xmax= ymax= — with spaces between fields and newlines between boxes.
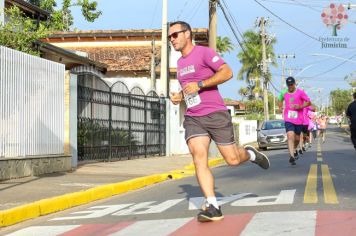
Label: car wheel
xmin=259 ymin=146 xmax=267 ymax=151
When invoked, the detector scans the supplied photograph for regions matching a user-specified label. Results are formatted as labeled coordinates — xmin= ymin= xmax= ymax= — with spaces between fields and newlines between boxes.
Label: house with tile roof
xmin=43 ymin=29 xmax=208 ymax=94
xmin=43 ymin=29 xmax=209 ymax=155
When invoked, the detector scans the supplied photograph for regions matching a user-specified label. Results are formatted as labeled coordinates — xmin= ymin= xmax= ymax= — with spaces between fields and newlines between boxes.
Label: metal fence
xmin=77 ymin=73 xmax=166 ymax=161
xmin=0 ymin=46 xmax=65 ymax=157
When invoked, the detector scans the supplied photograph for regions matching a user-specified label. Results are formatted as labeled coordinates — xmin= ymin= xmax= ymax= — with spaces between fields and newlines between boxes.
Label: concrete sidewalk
xmin=0 ymin=154 xmax=226 ymax=227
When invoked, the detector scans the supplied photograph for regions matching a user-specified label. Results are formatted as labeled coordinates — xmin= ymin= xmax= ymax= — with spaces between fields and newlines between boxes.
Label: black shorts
xmin=285 ymin=122 xmax=303 ymax=135
xmin=183 ymin=110 xmax=235 ymax=145
xmin=302 ymin=125 xmax=309 ymax=135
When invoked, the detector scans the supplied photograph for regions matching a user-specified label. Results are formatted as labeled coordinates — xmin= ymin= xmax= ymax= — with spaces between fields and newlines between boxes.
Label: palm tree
xmin=237 ymin=30 xmax=277 ymax=99
xmin=216 ymin=36 xmax=234 ymax=56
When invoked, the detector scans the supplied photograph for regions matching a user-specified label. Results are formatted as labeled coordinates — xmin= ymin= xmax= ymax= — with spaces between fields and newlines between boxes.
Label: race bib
xmin=288 ymin=110 xmax=298 ymax=119
xmin=184 ymin=92 xmax=201 ymax=108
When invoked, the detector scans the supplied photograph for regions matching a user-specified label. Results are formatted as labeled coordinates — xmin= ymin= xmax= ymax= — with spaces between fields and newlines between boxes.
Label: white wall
xmin=0 ymin=46 xmax=65 ymax=157
xmin=236 ymin=120 xmax=258 ymax=145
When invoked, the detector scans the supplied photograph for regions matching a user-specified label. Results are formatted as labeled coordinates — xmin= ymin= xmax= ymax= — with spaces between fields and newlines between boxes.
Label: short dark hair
xmin=353 ymin=92 xmax=356 ymax=99
xmin=169 ymin=21 xmax=192 ymax=41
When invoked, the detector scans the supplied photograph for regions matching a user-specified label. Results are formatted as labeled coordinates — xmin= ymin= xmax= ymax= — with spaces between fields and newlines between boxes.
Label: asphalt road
xmin=3 ymin=126 xmax=356 ymax=236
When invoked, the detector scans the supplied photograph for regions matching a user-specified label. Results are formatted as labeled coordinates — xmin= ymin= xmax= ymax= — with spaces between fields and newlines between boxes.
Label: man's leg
xmin=217 ymin=144 xmax=250 ymax=166
xmin=299 ymin=132 xmax=304 ymax=152
xmin=351 ymin=127 xmax=356 ymax=150
xmin=187 ymin=136 xmax=214 ymax=198
xmin=287 ymin=131 xmax=296 ymax=157
xmin=188 ymin=136 xmax=225 ymax=222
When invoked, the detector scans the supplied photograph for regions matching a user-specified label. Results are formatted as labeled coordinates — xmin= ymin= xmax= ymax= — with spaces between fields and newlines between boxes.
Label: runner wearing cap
xmin=278 ymin=77 xmax=312 ymax=165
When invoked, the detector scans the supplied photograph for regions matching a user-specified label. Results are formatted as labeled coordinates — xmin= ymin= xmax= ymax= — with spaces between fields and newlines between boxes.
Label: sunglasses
xmin=168 ymin=30 xmax=186 ymax=40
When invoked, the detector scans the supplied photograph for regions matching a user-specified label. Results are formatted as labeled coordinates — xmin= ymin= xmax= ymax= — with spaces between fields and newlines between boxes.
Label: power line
xmin=217 ymin=1 xmax=248 ymax=56
xmin=307 ymin=53 xmax=356 ymax=77
xmin=289 ymin=0 xmax=320 ymax=12
xmin=149 ymin=0 xmax=160 ymax=28
xmin=188 ymin=0 xmax=205 ymax=22
xmin=254 ymin=0 xmax=323 ymax=43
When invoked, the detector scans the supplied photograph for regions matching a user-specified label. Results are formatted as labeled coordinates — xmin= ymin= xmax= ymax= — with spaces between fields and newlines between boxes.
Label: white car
xmin=328 ymin=116 xmax=338 ymax=124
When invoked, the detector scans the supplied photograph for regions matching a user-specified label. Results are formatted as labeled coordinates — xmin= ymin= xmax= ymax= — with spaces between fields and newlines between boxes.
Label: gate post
xmin=108 ymin=87 xmax=112 ymax=161
xmin=128 ymin=93 xmax=132 ymax=159
xmin=144 ymin=96 xmax=147 ymax=157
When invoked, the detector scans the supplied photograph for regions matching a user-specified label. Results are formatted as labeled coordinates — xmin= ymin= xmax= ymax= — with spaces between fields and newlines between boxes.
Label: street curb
xmin=0 ymin=157 xmax=225 ymax=227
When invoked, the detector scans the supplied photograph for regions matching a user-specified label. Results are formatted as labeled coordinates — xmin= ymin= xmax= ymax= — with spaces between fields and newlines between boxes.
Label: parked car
xmin=328 ymin=116 xmax=338 ymax=124
xmin=257 ymin=120 xmax=287 ymax=150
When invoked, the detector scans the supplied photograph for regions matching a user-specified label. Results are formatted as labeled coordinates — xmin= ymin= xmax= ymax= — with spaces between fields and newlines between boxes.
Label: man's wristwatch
xmin=197 ymin=81 xmax=204 ymax=89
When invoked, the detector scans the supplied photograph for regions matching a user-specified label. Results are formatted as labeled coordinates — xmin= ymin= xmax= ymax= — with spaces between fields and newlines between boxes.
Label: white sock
xmin=206 ymin=197 xmax=219 ymax=209
xmin=247 ymin=150 xmax=256 ymax=161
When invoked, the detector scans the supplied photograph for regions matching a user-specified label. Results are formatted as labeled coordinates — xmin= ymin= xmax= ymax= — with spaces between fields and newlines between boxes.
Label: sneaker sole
xmin=244 ymin=145 xmax=270 ymax=169
xmin=197 ymin=214 xmax=224 ymax=222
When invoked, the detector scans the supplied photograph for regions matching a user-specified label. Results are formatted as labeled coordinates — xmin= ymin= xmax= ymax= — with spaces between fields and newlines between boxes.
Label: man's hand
xmin=183 ymin=82 xmax=200 ymax=95
xmin=170 ymin=91 xmax=183 ymax=105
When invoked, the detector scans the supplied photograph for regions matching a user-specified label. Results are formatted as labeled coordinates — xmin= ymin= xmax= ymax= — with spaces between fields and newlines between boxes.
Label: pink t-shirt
xmin=280 ymin=89 xmax=310 ymax=125
xmin=177 ymin=46 xmax=227 ymax=116
xmin=303 ymin=106 xmax=313 ymax=125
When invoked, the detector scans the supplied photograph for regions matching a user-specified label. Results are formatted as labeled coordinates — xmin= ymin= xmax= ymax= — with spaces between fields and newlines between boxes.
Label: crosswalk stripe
xmin=60 ymin=222 xmax=134 ymax=236
xmin=304 ymin=164 xmax=318 ymax=203
xmin=241 ymin=211 xmax=316 ymax=236
xmin=321 ymin=165 xmax=339 ymax=204
xmin=5 ymin=225 xmax=79 ymax=236
xmin=316 ymin=211 xmax=356 ymax=236
xmin=6 ymin=211 xmax=356 ymax=236
xmin=109 ymin=218 xmax=192 ymax=236
xmin=171 ymin=214 xmax=254 ymax=236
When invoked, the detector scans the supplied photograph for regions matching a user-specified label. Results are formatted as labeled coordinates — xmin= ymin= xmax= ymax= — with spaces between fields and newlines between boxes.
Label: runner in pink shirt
xmin=278 ymin=77 xmax=311 ymax=165
xmin=298 ymin=105 xmax=315 ymax=154
xmin=169 ymin=21 xmax=270 ymax=222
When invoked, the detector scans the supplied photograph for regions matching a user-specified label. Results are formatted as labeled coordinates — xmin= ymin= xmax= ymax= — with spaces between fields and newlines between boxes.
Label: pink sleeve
xmin=203 ymin=47 xmax=225 ymax=72
xmin=300 ymin=90 xmax=311 ymax=102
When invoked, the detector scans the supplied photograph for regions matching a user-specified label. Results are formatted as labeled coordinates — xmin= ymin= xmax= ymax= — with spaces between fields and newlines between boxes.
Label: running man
xmin=169 ymin=21 xmax=270 ymax=223
xmin=300 ymin=105 xmax=315 ymax=152
xmin=346 ymin=92 xmax=356 ymax=150
xmin=317 ymin=115 xmax=328 ymax=143
xmin=278 ymin=77 xmax=311 ymax=165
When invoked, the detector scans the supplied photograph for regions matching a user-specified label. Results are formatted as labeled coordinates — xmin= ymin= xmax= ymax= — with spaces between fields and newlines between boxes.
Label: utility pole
xmin=277 ymin=54 xmax=295 ymax=90
xmin=160 ymin=0 xmax=168 ymax=97
xmin=209 ymin=0 xmax=217 ymax=50
xmin=258 ymin=17 xmax=269 ymax=121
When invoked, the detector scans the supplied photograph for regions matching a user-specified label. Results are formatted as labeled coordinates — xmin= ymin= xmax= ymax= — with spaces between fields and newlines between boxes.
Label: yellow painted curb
xmin=1 ymin=203 xmax=40 ymax=227
xmin=0 ymin=158 xmax=225 ymax=228
xmin=38 ymin=196 xmax=71 ymax=215
xmin=208 ymin=158 xmax=225 ymax=167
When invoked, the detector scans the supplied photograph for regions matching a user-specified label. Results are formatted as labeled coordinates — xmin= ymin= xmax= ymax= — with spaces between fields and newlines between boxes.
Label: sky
xmin=68 ymin=0 xmax=356 ymax=107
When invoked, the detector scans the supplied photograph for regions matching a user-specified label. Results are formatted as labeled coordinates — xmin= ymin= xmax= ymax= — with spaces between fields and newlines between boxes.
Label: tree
xmin=28 ymin=0 xmax=102 ymax=31
xmin=237 ymin=30 xmax=277 ymax=99
xmin=216 ymin=36 xmax=234 ymax=56
xmin=0 ymin=0 xmax=101 ymax=55
xmin=0 ymin=6 xmax=48 ymax=55
xmin=330 ymin=89 xmax=353 ymax=115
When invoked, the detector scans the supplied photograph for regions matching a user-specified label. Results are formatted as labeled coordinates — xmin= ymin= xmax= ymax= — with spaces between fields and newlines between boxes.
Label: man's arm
xmin=182 ymin=64 xmax=233 ymax=95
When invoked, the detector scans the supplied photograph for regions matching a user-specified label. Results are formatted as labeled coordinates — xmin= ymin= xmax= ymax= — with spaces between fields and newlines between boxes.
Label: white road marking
xmin=50 ymin=204 xmax=133 ymax=221
xmin=189 ymin=193 xmax=253 ymax=210
xmin=112 ymin=199 xmax=184 ymax=216
xmin=6 ymin=225 xmax=79 ymax=236
xmin=241 ymin=211 xmax=316 ymax=236
xmin=231 ymin=190 xmax=296 ymax=206
xmin=109 ymin=218 xmax=192 ymax=236
xmin=49 ymin=190 xmax=296 ymax=221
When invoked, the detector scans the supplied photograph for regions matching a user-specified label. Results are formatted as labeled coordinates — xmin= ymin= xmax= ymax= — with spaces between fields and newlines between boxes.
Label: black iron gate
xmin=77 ymin=73 xmax=166 ymax=161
